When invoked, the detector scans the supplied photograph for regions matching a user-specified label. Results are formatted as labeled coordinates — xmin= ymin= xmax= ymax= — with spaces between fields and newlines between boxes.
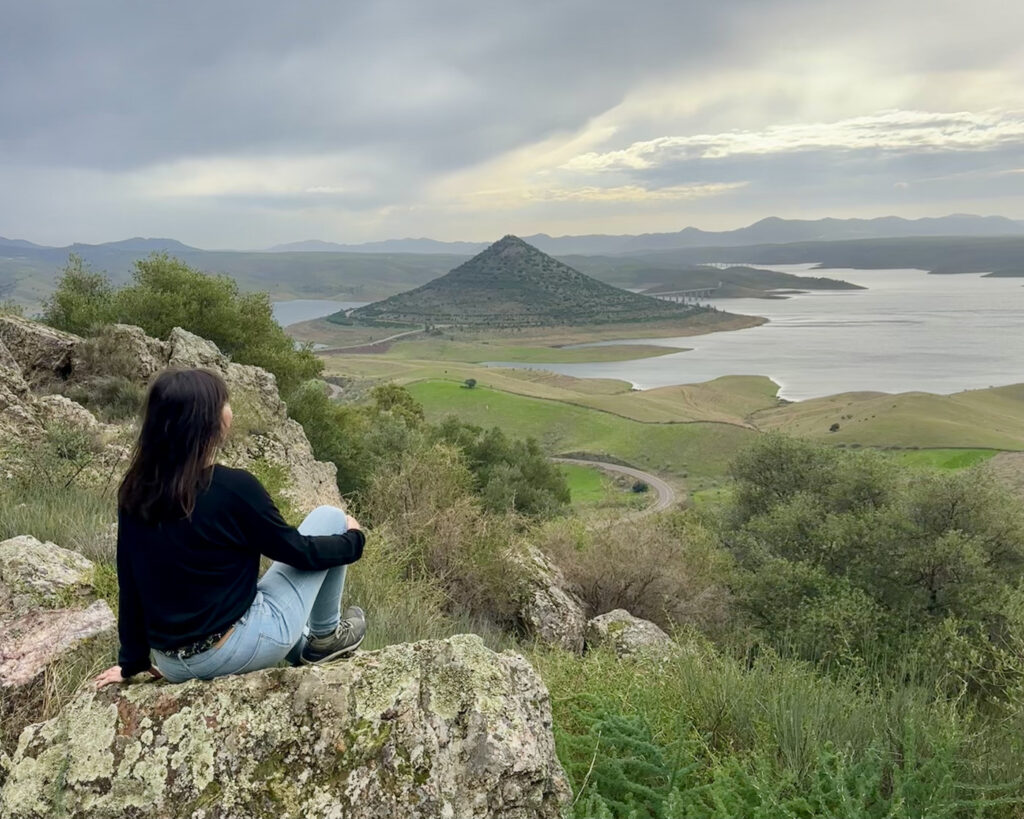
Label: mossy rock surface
xmin=1 ymin=634 xmax=569 ymax=819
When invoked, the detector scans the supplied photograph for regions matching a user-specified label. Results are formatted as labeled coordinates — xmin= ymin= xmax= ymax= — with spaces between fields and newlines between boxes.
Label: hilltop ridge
xmin=345 ymin=235 xmax=698 ymax=327
xmin=264 ymin=213 xmax=1024 ymax=255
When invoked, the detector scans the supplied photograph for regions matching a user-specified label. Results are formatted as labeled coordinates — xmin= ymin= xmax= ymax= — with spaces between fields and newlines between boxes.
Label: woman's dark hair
xmin=119 ymin=368 xmax=230 ymax=523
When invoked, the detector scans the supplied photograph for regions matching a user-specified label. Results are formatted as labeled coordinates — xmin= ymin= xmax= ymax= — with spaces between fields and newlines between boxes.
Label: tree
xmin=40 ymin=255 xmax=116 ymax=335
xmin=722 ymin=435 xmax=1024 ymax=677
xmin=431 ymin=417 xmax=570 ymax=518
xmin=464 ymin=378 xmax=477 ymax=389
xmin=369 ymin=383 xmax=425 ymax=426
xmin=43 ymin=253 xmax=321 ymax=396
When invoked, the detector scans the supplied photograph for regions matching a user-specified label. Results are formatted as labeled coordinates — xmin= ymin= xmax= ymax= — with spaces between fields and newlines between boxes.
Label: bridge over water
xmin=650 ymin=281 xmax=722 ymax=304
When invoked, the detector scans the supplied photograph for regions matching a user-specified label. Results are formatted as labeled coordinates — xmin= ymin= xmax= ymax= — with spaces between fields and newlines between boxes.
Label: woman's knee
xmin=297 ymin=505 xmax=348 ymax=536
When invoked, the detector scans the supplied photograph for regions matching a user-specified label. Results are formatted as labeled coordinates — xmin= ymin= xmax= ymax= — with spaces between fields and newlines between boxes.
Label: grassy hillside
xmin=753 ymin=383 xmax=1024 ymax=449
xmin=322 ymin=350 xmax=781 ymax=424
xmin=405 ymin=379 xmax=758 ymax=484
xmin=346 ymin=235 xmax=701 ymax=327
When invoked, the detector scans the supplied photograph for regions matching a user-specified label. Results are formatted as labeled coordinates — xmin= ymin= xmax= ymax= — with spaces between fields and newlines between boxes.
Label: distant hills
xmin=3 ymin=217 xmax=1022 ymax=309
xmin=269 ymin=238 xmax=488 ymax=255
xmin=4 ymin=215 xmax=1022 ymax=259
xmin=267 ymin=214 xmax=1024 ymax=256
xmin=344 ymin=235 xmax=696 ymax=327
xmin=635 ymin=266 xmax=864 ymax=298
xmin=617 ymin=236 xmax=1024 ymax=277
xmin=0 ymin=236 xmax=198 ymax=254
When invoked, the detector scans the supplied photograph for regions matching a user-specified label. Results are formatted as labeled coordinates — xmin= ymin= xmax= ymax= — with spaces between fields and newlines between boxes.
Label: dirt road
xmin=551 ymin=457 xmax=678 ymax=516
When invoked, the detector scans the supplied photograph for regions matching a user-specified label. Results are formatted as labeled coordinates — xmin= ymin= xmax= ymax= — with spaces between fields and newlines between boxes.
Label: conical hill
xmin=349 ymin=235 xmax=695 ymax=326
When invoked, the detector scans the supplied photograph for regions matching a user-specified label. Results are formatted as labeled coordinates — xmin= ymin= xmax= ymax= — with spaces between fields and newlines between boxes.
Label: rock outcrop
xmin=71 ymin=323 xmax=168 ymax=382
xmin=0 ymin=315 xmax=79 ymax=386
xmin=0 ymin=339 xmax=34 ymax=442
xmin=0 ymin=316 xmax=341 ymax=517
xmin=511 ymin=545 xmax=587 ymax=653
xmin=584 ymin=609 xmax=675 ymax=659
xmin=165 ymin=328 xmax=342 ymax=515
xmin=1 ymin=634 xmax=570 ymax=819
xmin=0 ymin=536 xmax=116 ymax=761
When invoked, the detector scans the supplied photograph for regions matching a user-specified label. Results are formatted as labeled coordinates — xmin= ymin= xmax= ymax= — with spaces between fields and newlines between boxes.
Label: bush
xmin=722 ymin=435 xmax=1024 ymax=690
xmin=432 ymin=417 xmax=570 ymax=519
xmin=542 ymin=513 xmax=733 ymax=634
xmin=40 ymin=255 xmax=116 ymax=335
xmin=64 ymin=376 xmax=146 ymax=422
xmin=360 ymin=442 xmax=521 ymax=626
xmin=534 ymin=643 xmax=1024 ymax=819
xmin=43 ymin=254 xmax=322 ymax=396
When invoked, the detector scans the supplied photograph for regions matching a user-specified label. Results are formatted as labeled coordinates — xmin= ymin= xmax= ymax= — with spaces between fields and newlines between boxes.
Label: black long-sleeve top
xmin=116 ymin=465 xmax=364 ymax=678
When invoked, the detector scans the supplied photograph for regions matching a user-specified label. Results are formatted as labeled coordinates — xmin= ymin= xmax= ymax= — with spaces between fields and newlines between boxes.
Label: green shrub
xmin=39 ymin=254 xmax=116 ymax=335
xmin=541 ymin=512 xmax=733 ymax=635
xmin=246 ymin=457 xmax=297 ymax=526
xmin=534 ymin=644 xmax=1024 ymax=819
xmin=360 ymin=442 xmax=521 ymax=626
xmin=64 ymin=376 xmax=146 ymax=422
xmin=286 ymin=379 xmax=418 ymax=496
xmin=431 ymin=416 xmax=570 ymax=519
xmin=43 ymin=253 xmax=322 ymax=396
xmin=721 ymin=435 xmax=1024 ymax=689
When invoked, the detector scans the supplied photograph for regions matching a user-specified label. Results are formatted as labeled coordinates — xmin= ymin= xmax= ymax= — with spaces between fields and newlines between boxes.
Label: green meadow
xmin=406 ymin=379 xmax=757 ymax=485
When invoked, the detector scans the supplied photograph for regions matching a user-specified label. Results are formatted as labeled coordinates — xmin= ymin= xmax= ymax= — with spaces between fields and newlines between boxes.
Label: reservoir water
xmin=486 ymin=266 xmax=1024 ymax=401
xmin=271 ymin=299 xmax=366 ymax=327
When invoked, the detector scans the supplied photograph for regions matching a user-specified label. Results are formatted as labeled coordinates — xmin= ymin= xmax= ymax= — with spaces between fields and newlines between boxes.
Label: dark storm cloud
xmin=0 ymin=0 xmax=1021 ymax=245
xmin=0 ymin=0 xmax=760 ymax=172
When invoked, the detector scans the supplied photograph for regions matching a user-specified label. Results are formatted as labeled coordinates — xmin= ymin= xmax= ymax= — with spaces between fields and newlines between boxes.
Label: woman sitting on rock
xmin=95 ymin=368 xmax=365 ymax=687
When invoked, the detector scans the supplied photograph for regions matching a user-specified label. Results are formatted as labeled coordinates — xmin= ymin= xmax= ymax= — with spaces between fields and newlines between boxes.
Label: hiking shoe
xmin=301 ymin=606 xmax=366 ymax=664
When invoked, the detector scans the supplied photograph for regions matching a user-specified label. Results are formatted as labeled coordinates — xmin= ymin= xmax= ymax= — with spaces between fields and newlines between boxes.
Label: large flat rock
xmin=1 ymin=634 xmax=570 ymax=819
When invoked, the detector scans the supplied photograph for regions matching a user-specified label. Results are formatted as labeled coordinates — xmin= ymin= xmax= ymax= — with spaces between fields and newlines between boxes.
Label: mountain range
xmin=3 ymin=217 xmax=1022 ymax=308
xmin=0 ymin=236 xmax=198 ymax=254
xmin=4 ymin=215 xmax=1023 ymax=260
xmin=268 ymin=214 xmax=1024 ymax=256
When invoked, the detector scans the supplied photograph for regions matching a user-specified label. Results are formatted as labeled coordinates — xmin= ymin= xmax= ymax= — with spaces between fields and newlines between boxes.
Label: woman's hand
xmin=94 ymin=664 xmax=162 ymax=689
xmin=346 ymin=514 xmax=362 ymax=532
xmin=94 ymin=665 xmax=124 ymax=689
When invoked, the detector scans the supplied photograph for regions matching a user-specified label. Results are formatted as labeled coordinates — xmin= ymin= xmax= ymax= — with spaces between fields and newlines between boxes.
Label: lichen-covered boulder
xmin=585 ymin=609 xmax=674 ymax=659
xmin=166 ymin=326 xmax=224 ymax=371
xmin=0 ymin=537 xmax=116 ymax=761
xmin=71 ymin=324 xmax=169 ymax=382
xmin=0 ymin=340 xmax=33 ymax=441
xmin=0 ymin=535 xmax=96 ymax=610
xmin=0 ymin=337 xmax=24 ymax=383
xmin=0 ymin=315 xmax=80 ymax=386
xmin=32 ymin=394 xmax=105 ymax=434
xmin=1 ymin=634 xmax=570 ymax=819
xmin=511 ymin=545 xmax=586 ymax=653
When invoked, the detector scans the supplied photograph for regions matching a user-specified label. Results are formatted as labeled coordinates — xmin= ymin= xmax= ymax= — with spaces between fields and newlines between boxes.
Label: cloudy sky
xmin=1 ymin=0 xmax=1022 ymax=248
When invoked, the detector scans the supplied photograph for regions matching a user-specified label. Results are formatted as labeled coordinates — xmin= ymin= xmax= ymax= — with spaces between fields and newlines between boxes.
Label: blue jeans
xmin=153 ymin=505 xmax=349 ymax=682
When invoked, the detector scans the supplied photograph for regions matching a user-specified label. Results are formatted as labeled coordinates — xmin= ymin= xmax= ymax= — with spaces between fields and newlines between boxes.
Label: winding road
xmin=551 ymin=457 xmax=678 ymax=516
xmin=315 ymin=328 xmax=427 ymax=355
